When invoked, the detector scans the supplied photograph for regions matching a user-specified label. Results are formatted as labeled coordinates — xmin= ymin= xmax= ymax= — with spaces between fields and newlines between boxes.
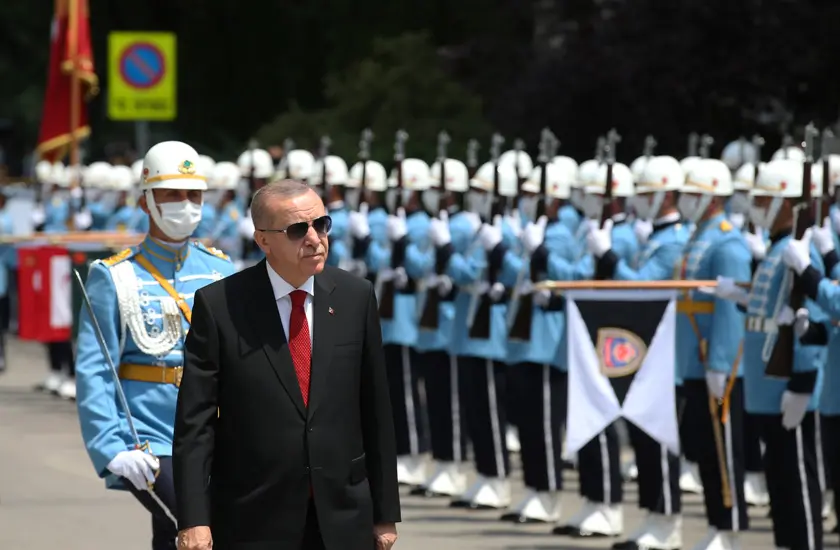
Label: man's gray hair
xmin=251 ymin=179 xmax=313 ymax=229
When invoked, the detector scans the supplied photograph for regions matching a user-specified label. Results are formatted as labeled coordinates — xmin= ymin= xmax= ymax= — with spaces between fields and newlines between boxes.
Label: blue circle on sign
xmin=119 ymin=42 xmax=165 ymax=89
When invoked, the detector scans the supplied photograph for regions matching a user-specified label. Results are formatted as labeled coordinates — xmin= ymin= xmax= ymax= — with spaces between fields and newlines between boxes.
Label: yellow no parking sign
xmin=107 ymin=32 xmax=177 ymax=121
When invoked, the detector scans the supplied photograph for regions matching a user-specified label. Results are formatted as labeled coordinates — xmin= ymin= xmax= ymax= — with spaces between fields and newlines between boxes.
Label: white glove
xmin=533 ymin=289 xmax=552 ymax=307
xmin=505 ymin=209 xmax=523 ymax=239
xmin=462 ymin=211 xmax=482 ymax=236
xmin=386 ymin=207 xmax=408 ymax=242
xmin=634 ymin=219 xmax=653 ymax=244
xmin=429 ymin=210 xmax=452 ymax=247
xmin=436 ymin=274 xmax=453 ymax=296
xmin=705 ymin=371 xmax=727 ymax=400
xmin=237 ymin=211 xmax=255 ymax=238
xmin=478 ymin=215 xmax=504 ymax=251
xmin=107 ymin=450 xmax=159 ymax=491
xmin=73 ymin=209 xmax=93 ymax=230
xmin=516 ymin=278 xmax=534 ymax=296
xmin=729 ymin=212 xmax=746 ymax=230
xmin=488 ymin=281 xmax=506 ymax=301
xmin=522 ymin=216 xmax=548 ymax=254
xmin=744 ymin=229 xmax=767 ymax=260
xmin=348 ymin=202 xmax=371 ymax=239
xmin=813 ymin=217 xmax=835 ymax=255
xmin=781 ymin=228 xmax=813 ymax=275
xmin=698 ymin=275 xmax=748 ymax=305
xmin=392 ymin=266 xmax=408 ymax=289
xmin=777 ymin=306 xmax=811 ymax=338
xmin=70 ymin=186 xmax=84 ymax=199
xmin=31 ymin=206 xmax=46 ymax=226
xmin=781 ymin=390 xmax=811 ymax=430
xmin=586 ymin=219 xmax=614 ymax=258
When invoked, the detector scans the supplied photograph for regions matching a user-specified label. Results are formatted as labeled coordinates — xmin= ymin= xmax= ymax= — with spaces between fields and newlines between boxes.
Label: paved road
xmin=0 ymin=337 xmax=836 ymax=549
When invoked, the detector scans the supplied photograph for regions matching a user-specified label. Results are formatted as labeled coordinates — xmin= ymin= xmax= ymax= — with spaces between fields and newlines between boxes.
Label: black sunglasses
xmin=258 ymin=215 xmax=333 ymax=240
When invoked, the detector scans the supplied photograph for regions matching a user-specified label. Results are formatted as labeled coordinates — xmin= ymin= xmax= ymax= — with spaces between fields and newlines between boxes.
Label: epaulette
xmin=228 ymin=206 xmax=240 ymax=221
xmin=101 ymin=247 xmax=135 ymax=267
xmin=720 ymin=220 xmax=733 ymax=232
xmin=193 ymin=241 xmax=231 ymax=262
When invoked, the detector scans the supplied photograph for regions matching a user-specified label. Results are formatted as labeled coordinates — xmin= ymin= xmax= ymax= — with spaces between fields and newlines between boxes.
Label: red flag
xmin=35 ymin=0 xmax=98 ymax=163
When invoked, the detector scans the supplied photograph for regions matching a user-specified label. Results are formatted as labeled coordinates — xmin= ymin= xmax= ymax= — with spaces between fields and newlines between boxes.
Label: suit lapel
xmin=247 ymin=260 xmax=306 ymax=419
xmin=308 ymin=269 xmax=336 ymax=420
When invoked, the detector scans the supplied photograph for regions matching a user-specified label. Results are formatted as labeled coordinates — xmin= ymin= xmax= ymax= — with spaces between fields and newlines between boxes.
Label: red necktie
xmin=288 ymin=290 xmax=311 ymax=406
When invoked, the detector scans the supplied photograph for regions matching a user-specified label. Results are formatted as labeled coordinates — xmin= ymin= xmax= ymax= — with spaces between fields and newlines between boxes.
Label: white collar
xmin=654 ymin=211 xmax=681 ymax=226
xmin=265 ymin=261 xmax=315 ymax=301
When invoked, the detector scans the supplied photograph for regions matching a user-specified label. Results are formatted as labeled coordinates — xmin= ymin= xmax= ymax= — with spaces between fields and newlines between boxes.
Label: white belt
xmin=746 ymin=315 xmax=776 ymax=333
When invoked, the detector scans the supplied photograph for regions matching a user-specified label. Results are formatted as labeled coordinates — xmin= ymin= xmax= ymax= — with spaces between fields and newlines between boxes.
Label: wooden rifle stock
xmin=765 ymin=125 xmax=817 ymax=378
xmin=419 ymin=138 xmax=450 ymax=330
xmin=378 ymin=130 xmax=408 ymax=320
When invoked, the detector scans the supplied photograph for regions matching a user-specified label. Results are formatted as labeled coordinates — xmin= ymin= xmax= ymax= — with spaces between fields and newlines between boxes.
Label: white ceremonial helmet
xmin=632 ymin=155 xmax=684 ymax=220
xmin=141 ymin=141 xmax=206 ymax=241
xmin=720 ymin=140 xmax=758 ymax=170
xmin=430 ymin=158 xmax=469 ymax=193
xmin=749 ymin=159 xmax=801 ymax=230
xmin=348 ymin=160 xmax=387 ymax=192
xmin=467 ymin=161 xmax=517 ymax=219
xmin=387 ymin=158 xmax=430 ymax=211
xmin=573 ymin=159 xmax=599 ymax=209
xmin=733 ymin=162 xmax=765 ymax=192
xmin=310 ymin=155 xmax=349 ymax=187
xmin=551 ymin=156 xmax=579 ymax=181
xmin=281 ymin=149 xmax=316 ymax=181
xmin=498 ymin=149 xmax=534 ymax=179
xmin=581 ymin=163 xmax=634 ymax=219
xmin=469 ymin=161 xmax=496 ymax=193
xmin=52 ymin=162 xmax=70 ymax=188
xmin=198 ymin=155 xmax=216 ymax=180
xmin=237 ymin=148 xmax=275 ymax=179
xmin=771 ymin=146 xmax=805 ymax=162
xmin=131 ymin=159 xmax=144 ymax=185
xmin=821 ymin=154 xmax=840 ymax=193
xmin=678 ymin=159 xmax=733 ymax=223
xmin=520 ymin=163 xmax=574 ymax=219
xmin=110 ymin=165 xmax=135 ymax=192
xmin=211 ymin=161 xmax=242 ymax=190
xmin=810 ymin=163 xmax=826 ymax=199
xmin=35 ymin=160 xmax=55 ymax=183
xmin=680 ymin=156 xmax=701 ymax=179
xmin=83 ymin=161 xmax=113 ymax=189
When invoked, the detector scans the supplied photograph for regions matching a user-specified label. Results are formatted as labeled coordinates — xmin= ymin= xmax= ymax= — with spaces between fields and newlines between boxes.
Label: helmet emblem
xmin=178 ymin=160 xmax=196 ymax=175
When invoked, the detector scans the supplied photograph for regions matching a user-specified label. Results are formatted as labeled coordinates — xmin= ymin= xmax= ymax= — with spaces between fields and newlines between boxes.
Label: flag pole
xmin=66 ymin=0 xmax=81 ymax=231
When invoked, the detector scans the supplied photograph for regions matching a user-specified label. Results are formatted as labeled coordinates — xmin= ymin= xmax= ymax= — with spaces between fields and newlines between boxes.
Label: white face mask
xmin=422 ymin=189 xmax=440 ymax=214
xmin=729 ymin=191 xmax=751 ymax=215
xmin=631 ymin=194 xmax=653 ymax=220
xmin=466 ymin=190 xmax=492 ymax=219
xmin=570 ymin=188 xmax=584 ymax=210
xmin=518 ymin=196 xmax=539 ymax=220
xmin=344 ymin=188 xmax=361 ymax=210
xmin=582 ymin=194 xmax=604 ymax=220
xmin=146 ymin=191 xmax=203 ymax=241
xmin=677 ymin=193 xmax=712 ymax=224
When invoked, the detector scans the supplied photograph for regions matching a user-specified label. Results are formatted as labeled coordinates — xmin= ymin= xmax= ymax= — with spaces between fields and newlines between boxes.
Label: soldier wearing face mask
xmin=75 ymin=140 xmax=236 ymax=550
xmin=310 ymin=155 xmax=351 ymax=268
xmin=206 ymin=161 xmax=245 ymax=265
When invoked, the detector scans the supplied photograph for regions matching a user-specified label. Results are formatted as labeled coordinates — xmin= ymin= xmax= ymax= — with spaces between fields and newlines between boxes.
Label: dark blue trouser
xmin=126 ymin=456 xmax=177 ymax=550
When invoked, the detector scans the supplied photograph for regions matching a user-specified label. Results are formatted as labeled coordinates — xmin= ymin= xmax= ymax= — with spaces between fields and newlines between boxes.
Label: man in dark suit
xmin=173 ymin=179 xmax=401 ymax=550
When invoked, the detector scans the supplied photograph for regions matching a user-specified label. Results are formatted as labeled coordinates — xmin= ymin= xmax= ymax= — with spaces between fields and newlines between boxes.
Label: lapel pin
xmin=328 ymin=307 xmax=335 ymax=316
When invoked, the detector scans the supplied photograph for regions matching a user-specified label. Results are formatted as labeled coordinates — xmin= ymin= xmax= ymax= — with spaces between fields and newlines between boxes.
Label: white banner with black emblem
xmin=565 ymin=289 xmax=679 ymax=458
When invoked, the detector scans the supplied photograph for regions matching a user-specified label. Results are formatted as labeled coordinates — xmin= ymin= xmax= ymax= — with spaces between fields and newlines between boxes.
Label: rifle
xmin=466 ymin=139 xmax=480 ymax=178
xmin=600 ymin=129 xmax=622 ymax=227
xmin=819 ymin=128 xmax=835 ymax=220
xmin=643 ymin=135 xmax=657 ymax=158
xmin=508 ymin=128 xmax=557 ymax=341
xmin=377 ymin=129 xmax=408 ymax=319
xmin=350 ymin=128 xmax=373 ymax=261
xmin=699 ymin=134 xmax=714 ymax=159
xmin=242 ymin=138 xmax=260 ymax=258
xmin=781 ymin=134 xmax=794 ymax=158
xmin=765 ymin=123 xmax=819 ymax=379
xmin=595 ymin=136 xmax=606 ymax=163
xmin=318 ymin=135 xmax=331 ymax=202
xmin=419 ymin=131 xmax=453 ymax=330
xmin=747 ymin=134 xmax=765 ymax=234
xmin=688 ymin=132 xmax=700 ymax=157
xmin=468 ymin=132 xmax=505 ymax=339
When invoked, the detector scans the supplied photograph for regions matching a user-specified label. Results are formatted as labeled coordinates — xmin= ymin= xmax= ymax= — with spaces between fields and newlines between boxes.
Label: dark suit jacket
xmin=173 ymin=262 xmax=401 ymax=550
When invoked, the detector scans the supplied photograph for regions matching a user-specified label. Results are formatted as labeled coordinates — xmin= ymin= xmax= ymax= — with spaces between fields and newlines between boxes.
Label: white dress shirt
xmin=266 ymin=262 xmax=314 ymax=346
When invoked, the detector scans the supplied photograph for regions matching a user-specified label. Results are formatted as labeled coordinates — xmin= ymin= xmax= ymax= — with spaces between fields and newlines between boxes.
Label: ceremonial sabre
xmin=72 ymin=269 xmax=177 ymax=526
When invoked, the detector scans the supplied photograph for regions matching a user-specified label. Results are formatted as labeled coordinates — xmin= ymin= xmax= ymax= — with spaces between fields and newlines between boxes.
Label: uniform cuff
xmin=823 ymin=250 xmax=839 ymax=276
xmin=800 ymin=322 xmax=829 ymax=346
xmin=787 ymin=370 xmax=817 ymax=394
xmin=489 ymin=243 xmax=508 ymax=270
xmin=436 ymin=243 xmax=454 ymax=272
xmin=353 ymin=235 xmax=372 ymax=259
xmin=596 ymin=250 xmax=618 ymax=279
xmin=797 ymin=265 xmax=822 ymax=300
xmin=530 ymin=245 xmax=549 ymax=274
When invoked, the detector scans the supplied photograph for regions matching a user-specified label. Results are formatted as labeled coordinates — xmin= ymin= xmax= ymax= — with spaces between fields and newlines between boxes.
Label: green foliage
xmin=256 ymin=32 xmax=491 ymax=165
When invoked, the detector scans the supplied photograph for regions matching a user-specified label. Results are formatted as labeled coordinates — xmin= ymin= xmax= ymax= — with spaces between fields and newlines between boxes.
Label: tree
xmin=256 ymin=32 xmax=491 ymax=164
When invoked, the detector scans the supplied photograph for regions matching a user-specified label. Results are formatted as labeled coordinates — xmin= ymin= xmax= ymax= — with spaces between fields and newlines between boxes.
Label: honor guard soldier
xmin=107 ymin=162 xmax=149 ymax=233
xmin=345 ymin=158 xmax=388 ymax=279
xmin=570 ymin=155 xmax=689 ymax=547
xmin=206 ymin=162 xmax=245 ymax=265
xmin=75 ymin=141 xmax=236 ymax=550
xmin=441 ymin=154 xmax=520 ymax=510
xmin=551 ymin=155 xmax=582 ymax=233
xmin=676 ymin=159 xmax=752 ymax=550
xmin=193 ymin=155 xmax=217 ymax=239
xmin=378 ymin=157 xmax=433 ymax=486
xmin=83 ymin=162 xmax=116 ymax=230
xmin=310 ymin=154 xmax=350 ymax=268
xmin=236 ymin=147 xmax=275 ymax=268
xmin=413 ymin=156 xmax=471 ymax=498
xmin=501 ymin=158 xmax=577 ymax=524
xmin=714 ymin=157 xmax=827 ymax=550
